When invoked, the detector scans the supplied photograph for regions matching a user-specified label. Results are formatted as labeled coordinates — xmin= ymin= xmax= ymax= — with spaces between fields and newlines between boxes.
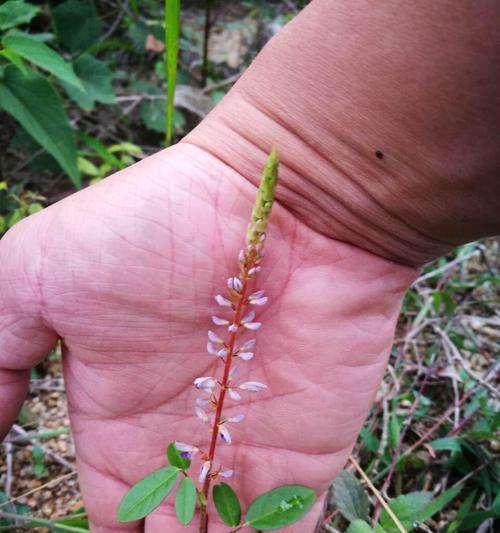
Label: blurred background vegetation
xmin=0 ymin=1 xmax=498 ymax=531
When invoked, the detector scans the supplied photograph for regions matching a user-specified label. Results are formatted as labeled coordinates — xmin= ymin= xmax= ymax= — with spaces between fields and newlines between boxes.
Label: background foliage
xmin=0 ymin=1 xmax=498 ymax=531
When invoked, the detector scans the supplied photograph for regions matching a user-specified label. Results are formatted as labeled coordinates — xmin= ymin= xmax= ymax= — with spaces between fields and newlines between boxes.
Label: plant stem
xmin=199 ymin=272 xmax=252 ymax=533
xmin=201 ymin=0 xmax=213 ymax=87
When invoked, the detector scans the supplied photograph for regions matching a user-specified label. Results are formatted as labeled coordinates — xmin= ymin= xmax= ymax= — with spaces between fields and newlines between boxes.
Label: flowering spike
xmin=246 ymin=149 xmax=278 ymax=247
xmin=187 ymin=149 xmax=278 ymax=516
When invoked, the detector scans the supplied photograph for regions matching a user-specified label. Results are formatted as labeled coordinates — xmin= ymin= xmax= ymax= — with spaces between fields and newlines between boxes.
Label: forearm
xmin=185 ymin=0 xmax=500 ymax=265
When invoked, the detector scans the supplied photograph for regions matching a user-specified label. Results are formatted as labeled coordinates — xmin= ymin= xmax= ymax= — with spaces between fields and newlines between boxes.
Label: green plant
xmin=164 ymin=0 xmax=180 ymax=146
xmin=0 ymin=0 xmax=117 ymax=188
xmin=117 ymin=149 xmax=317 ymax=531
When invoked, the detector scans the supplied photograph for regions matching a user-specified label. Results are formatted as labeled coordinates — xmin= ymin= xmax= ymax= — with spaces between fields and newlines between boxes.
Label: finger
xmin=0 ymin=217 xmax=58 ymax=438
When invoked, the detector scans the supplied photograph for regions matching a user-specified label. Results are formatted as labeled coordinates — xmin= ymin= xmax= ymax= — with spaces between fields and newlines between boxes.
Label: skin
xmin=0 ymin=0 xmax=498 ymax=531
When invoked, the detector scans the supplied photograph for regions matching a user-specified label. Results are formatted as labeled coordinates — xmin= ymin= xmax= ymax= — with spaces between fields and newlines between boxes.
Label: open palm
xmin=0 ymin=144 xmax=416 ymax=532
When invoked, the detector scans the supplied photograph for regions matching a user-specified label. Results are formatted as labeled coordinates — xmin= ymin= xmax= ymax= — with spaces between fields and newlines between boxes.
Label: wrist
xmin=184 ymin=0 xmax=500 ymax=266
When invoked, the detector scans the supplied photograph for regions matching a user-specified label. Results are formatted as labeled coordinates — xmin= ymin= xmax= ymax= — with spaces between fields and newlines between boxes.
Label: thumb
xmin=0 ymin=216 xmax=58 ymax=439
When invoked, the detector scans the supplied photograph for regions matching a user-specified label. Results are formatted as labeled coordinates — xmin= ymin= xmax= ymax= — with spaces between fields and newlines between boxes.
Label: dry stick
xmin=4 ymin=442 xmax=13 ymax=499
xmin=201 ymin=0 xmax=213 ymax=87
xmin=348 ymin=455 xmax=407 ymax=533
xmin=0 ymin=471 xmax=77 ymax=509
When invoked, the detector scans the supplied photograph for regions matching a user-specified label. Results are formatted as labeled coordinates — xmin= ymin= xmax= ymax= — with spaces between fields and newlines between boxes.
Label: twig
xmin=9 ymin=425 xmax=75 ymax=471
xmin=3 ymin=443 xmax=13 ymax=499
xmin=0 ymin=510 xmax=85 ymax=531
xmin=412 ymin=248 xmax=482 ymax=285
xmin=436 ymin=327 xmax=500 ymax=399
xmin=0 ymin=471 xmax=77 ymax=509
xmin=201 ymin=0 xmax=213 ymax=87
xmin=348 ymin=455 xmax=407 ymax=533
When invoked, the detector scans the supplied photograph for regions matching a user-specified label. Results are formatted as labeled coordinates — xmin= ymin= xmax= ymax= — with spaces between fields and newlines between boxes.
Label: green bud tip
xmin=247 ymin=148 xmax=279 ymax=245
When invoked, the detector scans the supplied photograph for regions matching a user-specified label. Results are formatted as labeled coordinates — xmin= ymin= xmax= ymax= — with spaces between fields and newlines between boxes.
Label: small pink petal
xmin=240 ymin=339 xmax=256 ymax=351
xmin=196 ymin=398 xmax=210 ymax=406
xmin=208 ymin=330 xmax=223 ymax=344
xmin=217 ymin=347 xmax=229 ymax=358
xmin=239 ymin=381 xmax=267 ymax=392
xmin=196 ymin=406 xmax=209 ymax=423
xmin=215 ymin=294 xmax=232 ymax=307
xmin=219 ymin=425 xmax=232 ymax=444
xmin=250 ymin=296 xmax=268 ymax=306
xmin=199 ymin=461 xmax=211 ymax=483
xmin=194 ymin=376 xmax=216 ymax=390
xmin=175 ymin=442 xmax=199 ymax=454
xmin=244 ymin=322 xmax=261 ymax=330
xmin=228 ymin=414 xmax=245 ymax=423
xmin=228 ymin=388 xmax=241 ymax=401
xmin=228 ymin=324 xmax=239 ymax=333
xmin=207 ymin=342 xmax=218 ymax=355
xmin=238 ymin=351 xmax=254 ymax=361
xmin=241 ymin=310 xmax=256 ymax=324
xmin=219 ymin=469 xmax=234 ymax=478
xmin=213 ymin=316 xmax=230 ymax=326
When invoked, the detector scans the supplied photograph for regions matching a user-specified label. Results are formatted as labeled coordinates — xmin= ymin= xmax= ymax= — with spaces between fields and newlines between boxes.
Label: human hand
xmin=0 ymin=143 xmax=416 ymax=531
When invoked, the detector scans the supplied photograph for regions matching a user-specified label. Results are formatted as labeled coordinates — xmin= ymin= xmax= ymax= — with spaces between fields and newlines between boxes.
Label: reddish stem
xmin=199 ymin=264 xmax=254 ymax=532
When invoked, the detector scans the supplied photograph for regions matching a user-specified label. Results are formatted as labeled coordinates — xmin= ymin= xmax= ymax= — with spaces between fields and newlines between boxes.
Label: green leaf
xmin=430 ymin=437 xmax=462 ymax=453
xmin=61 ymin=54 xmax=115 ymax=110
xmin=446 ymin=490 xmax=476 ymax=532
xmin=0 ymin=48 xmax=28 ymax=75
xmin=420 ymin=483 xmax=463 ymax=523
xmin=2 ymin=32 xmax=83 ymax=90
xmin=165 ymin=0 xmax=180 ymax=146
xmin=379 ymin=492 xmax=432 ymax=532
xmin=347 ymin=519 xmax=375 ymax=533
xmin=51 ymin=0 xmax=101 ymax=52
xmin=246 ymin=485 xmax=316 ymax=530
xmin=213 ymin=482 xmax=241 ymax=527
xmin=333 ymin=470 xmax=370 ymax=523
xmin=117 ymin=466 xmax=179 ymax=522
xmin=0 ymin=65 xmax=80 ymax=186
xmin=359 ymin=428 xmax=380 ymax=454
xmin=389 ymin=412 xmax=401 ymax=450
xmin=175 ymin=477 xmax=196 ymax=525
xmin=167 ymin=442 xmax=191 ymax=470
xmin=0 ymin=1 xmax=39 ymax=30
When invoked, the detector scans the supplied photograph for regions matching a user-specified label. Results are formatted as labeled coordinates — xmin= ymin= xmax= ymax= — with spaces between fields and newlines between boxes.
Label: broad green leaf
xmin=2 ymin=32 xmax=83 ymax=90
xmin=61 ymin=54 xmax=115 ymax=110
xmin=117 ymin=466 xmax=179 ymax=522
xmin=333 ymin=470 xmax=370 ymax=523
xmin=51 ymin=0 xmax=101 ymax=52
xmin=165 ymin=0 xmax=180 ymax=145
xmin=0 ymin=1 xmax=39 ymax=30
xmin=0 ymin=47 xmax=28 ymax=75
xmin=379 ymin=492 xmax=432 ymax=532
xmin=167 ymin=442 xmax=191 ymax=470
xmin=347 ymin=519 xmax=374 ymax=533
xmin=246 ymin=485 xmax=316 ymax=530
xmin=175 ymin=477 xmax=196 ymax=525
xmin=0 ymin=65 xmax=80 ymax=186
xmin=420 ymin=483 xmax=463 ymax=523
xmin=213 ymin=482 xmax=241 ymax=527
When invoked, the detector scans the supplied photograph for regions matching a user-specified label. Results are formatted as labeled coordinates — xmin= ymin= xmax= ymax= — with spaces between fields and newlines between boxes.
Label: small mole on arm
xmin=375 ymin=150 xmax=384 ymax=160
